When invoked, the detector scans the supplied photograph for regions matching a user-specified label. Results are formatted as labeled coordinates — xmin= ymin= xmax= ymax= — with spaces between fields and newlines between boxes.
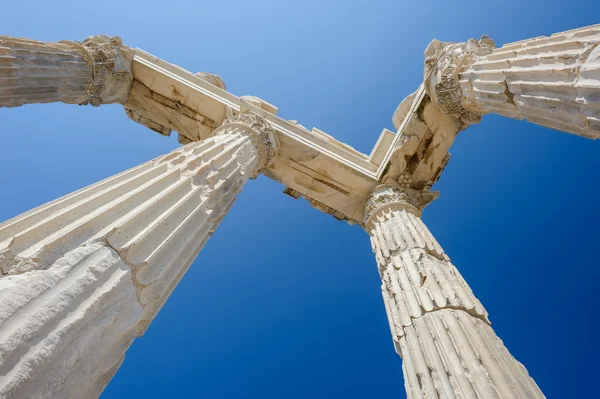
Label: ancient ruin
xmin=1 ymin=23 xmax=599 ymax=398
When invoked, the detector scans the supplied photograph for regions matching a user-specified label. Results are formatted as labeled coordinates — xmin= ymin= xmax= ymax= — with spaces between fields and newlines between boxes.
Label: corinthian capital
xmin=364 ymin=185 xmax=439 ymax=228
xmin=64 ymin=35 xmax=134 ymax=106
xmin=213 ymin=113 xmax=280 ymax=175
xmin=423 ymin=36 xmax=495 ymax=125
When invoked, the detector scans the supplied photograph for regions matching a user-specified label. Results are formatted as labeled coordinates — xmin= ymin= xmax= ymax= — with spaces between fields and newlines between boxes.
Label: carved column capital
xmin=364 ymin=185 xmax=439 ymax=228
xmin=423 ymin=36 xmax=495 ymax=125
xmin=0 ymin=34 xmax=133 ymax=108
xmin=63 ymin=35 xmax=134 ymax=106
xmin=213 ymin=113 xmax=280 ymax=175
xmin=366 ymin=186 xmax=543 ymax=398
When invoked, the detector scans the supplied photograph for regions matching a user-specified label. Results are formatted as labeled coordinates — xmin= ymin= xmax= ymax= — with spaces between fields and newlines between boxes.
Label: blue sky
xmin=2 ymin=1 xmax=600 ymax=397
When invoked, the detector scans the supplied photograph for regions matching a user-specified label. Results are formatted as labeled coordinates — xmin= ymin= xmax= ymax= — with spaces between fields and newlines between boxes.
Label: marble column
xmin=0 ymin=35 xmax=133 ymax=107
xmin=364 ymin=185 xmax=544 ymax=398
xmin=424 ymin=24 xmax=600 ymax=139
xmin=0 ymin=113 xmax=278 ymax=399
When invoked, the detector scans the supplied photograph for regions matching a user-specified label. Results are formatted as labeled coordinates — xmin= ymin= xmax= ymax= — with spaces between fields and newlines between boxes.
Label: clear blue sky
xmin=1 ymin=1 xmax=599 ymax=397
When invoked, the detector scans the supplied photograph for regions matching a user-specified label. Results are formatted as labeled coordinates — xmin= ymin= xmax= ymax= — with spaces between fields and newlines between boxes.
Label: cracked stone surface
xmin=425 ymin=24 xmax=600 ymax=139
xmin=0 ymin=35 xmax=134 ymax=108
xmin=0 ymin=243 xmax=140 ymax=399
xmin=365 ymin=185 xmax=544 ymax=398
xmin=2 ymin=22 xmax=598 ymax=399
xmin=0 ymin=114 xmax=278 ymax=398
xmin=461 ymin=24 xmax=600 ymax=138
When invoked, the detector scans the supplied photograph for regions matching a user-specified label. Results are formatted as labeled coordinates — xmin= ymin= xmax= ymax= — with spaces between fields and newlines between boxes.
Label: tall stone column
xmin=365 ymin=185 xmax=544 ymax=398
xmin=425 ymin=24 xmax=600 ymax=139
xmin=0 ymin=35 xmax=133 ymax=107
xmin=0 ymin=113 xmax=278 ymax=399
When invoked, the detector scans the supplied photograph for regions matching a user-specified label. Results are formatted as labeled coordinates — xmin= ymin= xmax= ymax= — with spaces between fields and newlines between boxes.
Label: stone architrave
xmin=3 ymin=24 xmax=600 ymax=398
xmin=364 ymin=185 xmax=544 ymax=398
xmin=0 ymin=35 xmax=134 ymax=107
xmin=425 ymin=24 xmax=600 ymax=138
xmin=0 ymin=113 xmax=278 ymax=399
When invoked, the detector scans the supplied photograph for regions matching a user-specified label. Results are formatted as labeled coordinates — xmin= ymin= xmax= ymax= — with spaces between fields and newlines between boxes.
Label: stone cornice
xmin=2 ymin=26 xmax=598 ymax=224
xmin=364 ymin=185 xmax=439 ymax=229
xmin=127 ymin=51 xmax=462 ymax=224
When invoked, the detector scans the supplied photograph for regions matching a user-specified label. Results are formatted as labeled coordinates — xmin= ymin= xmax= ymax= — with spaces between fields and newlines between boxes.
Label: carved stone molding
xmin=364 ymin=185 xmax=439 ymax=228
xmin=460 ymin=25 xmax=600 ymax=139
xmin=423 ymin=36 xmax=495 ymax=125
xmin=366 ymin=185 xmax=544 ymax=398
xmin=0 ymin=129 xmax=270 ymax=397
xmin=194 ymin=72 xmax=226 ymax=90
xmin=73 ymin=35 xmax=134 ymax=106
xmin=213 ymin=113 xmax=280 ymax=175
xmin=0 ymin=34 xmax=133 ymax=109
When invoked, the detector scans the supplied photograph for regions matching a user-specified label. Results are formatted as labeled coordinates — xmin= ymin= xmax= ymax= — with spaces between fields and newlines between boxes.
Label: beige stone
xmin=365 ymin=185 xmax=544 ymax=398
xmin=2 ymin=23 xmax=597 ymax=398
xmin=425 ymin=24 xmax=600 ymax=139
xmin=0 ymin=113 xmax=278 ymax=397
xmin=0 ymin=35 xmax=133 ymax=107
xmin=0 ymin=243 xmax=140 ymax=399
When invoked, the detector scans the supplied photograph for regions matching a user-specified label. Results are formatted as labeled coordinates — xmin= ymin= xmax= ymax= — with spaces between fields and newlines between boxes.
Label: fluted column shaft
xmin=0 ymin=35 xmax=133 ymax=108
xmin=425 ymin=24 xmax=600 ymax=138
xmin=0 ymin=113 xmax=278 ymax=399
xmin=365 ymin=185 xmax=544 ymax=398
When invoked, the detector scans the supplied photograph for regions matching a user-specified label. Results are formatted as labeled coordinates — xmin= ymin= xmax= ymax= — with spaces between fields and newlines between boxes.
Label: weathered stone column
xmin=0 ymin=35 xmax=133 ymax=107
xmin=365 ymin=185 xmax=544 ymax=398
xmin=0 ymin=113 xmax=278 ymax=398
xmin=425 ymin=24 xmax=600 ymax=138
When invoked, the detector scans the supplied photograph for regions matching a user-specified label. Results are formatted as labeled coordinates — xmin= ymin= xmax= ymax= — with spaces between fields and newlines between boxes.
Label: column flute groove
xmin=0 ymin=112 xmax=279 ymax=398
xmin=424 ymin=24 xmax=600 ymax=138
xmin=364 ymin=185 xmax=544 ymax=398
xmin=0 ymin=34 xmax=133 ymax=108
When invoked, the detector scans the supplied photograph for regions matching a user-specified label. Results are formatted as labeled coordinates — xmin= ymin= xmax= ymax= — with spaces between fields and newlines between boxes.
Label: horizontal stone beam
xmin=0 ymin=33 xmax=472 ymax=225
xmin=121 ymin=49 xmax=465 ymax=223
xmin=4 ymin=25 xmax=598 ymax=228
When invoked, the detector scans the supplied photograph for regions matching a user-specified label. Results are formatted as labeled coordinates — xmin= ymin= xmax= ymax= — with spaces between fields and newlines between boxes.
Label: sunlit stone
xmin=2 ymin=23 xmax=596 ymax=398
